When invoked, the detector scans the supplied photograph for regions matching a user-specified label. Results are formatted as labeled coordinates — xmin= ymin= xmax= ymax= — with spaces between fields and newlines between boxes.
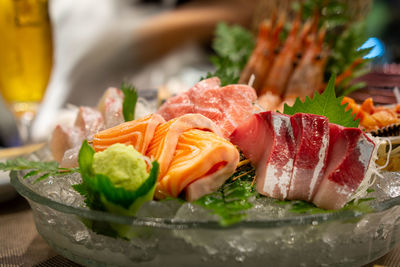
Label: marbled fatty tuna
xmin=312 ymin=124 xmax=375 ymax=210
xmin=287 ymin=113 xmax=329 ymax=201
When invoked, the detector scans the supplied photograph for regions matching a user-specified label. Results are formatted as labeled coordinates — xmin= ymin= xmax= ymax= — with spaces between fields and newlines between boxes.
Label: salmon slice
xmin=92 ymin=114 xmax=165 ymax=154
xmin=146 ymin=114 xmax=222 ymax=178
xmin=156 ymin=129 xmax=239 ymax=201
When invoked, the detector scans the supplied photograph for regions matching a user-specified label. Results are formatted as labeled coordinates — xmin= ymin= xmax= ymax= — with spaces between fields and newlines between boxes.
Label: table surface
xmin=0 ymin=195 xmax=399 ymax=267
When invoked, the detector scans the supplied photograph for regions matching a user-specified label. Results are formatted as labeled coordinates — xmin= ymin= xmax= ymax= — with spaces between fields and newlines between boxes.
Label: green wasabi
xmin=92 ymin=143 xmax=148 ymax=191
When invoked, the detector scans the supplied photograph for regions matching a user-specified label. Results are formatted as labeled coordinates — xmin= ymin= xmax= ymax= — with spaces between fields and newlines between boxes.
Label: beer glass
xmin=0 ymin=0 xmax=53 ymax=143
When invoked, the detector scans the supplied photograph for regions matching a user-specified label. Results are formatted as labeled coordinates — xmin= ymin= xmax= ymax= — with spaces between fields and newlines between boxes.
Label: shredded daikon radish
xmin=349 ymin=136 xmax=392 ymax=203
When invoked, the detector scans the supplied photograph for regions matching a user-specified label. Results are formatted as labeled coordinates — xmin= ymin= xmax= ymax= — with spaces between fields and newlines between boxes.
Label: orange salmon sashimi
xmin=146 ymin=114 xmax=222 ymax=178
xmin=92 ymin=114 xmax=165 ymax=154
xmin=156 ymin=129 xmax=239 ymax=201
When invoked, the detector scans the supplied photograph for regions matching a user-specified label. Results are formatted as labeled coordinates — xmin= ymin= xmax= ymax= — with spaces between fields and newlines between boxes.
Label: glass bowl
xmin=10 ymin=153 xmax=400 ymax=266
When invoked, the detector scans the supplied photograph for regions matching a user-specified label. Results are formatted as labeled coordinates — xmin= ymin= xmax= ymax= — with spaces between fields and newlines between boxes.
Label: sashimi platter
xmin=4 ymin=15 xmax=400 ymax=267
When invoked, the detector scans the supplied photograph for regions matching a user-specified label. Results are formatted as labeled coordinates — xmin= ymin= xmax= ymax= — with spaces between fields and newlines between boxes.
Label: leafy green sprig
xmin=0 ymin=158 xmax=79 ymax=183
xmin=121 ymin=83 xmax=138 ymax=122
xmin=203 ymin=22 xmax=254 ymax=86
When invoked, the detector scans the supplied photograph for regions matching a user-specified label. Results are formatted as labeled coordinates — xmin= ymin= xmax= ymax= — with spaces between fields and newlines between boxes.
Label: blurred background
xmin=0 ymin=0 xmax=398 ymax=147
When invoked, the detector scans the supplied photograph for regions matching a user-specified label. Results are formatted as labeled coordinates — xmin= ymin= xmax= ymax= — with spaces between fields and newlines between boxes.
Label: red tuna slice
xmin=157 ymin=77 xmax=221 ymax=121
xmin=230 ymin=111 xmax=297 ymax=199
xmin=312 ymin=124 xmax=375 ymax=210
xmin=287 ymin=113 xmax=329 ymax=201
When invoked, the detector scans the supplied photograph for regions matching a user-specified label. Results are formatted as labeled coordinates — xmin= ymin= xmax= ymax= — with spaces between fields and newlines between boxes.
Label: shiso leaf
xmin=194 ymin=178 xmax=256 ymax=227
xmin=121 ymin=83 xmax=138 ymax=122
xmin=283 ymin=75 xmax=360 ymax=128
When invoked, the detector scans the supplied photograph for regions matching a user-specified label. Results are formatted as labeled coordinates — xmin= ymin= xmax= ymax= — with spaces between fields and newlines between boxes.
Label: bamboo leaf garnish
xmin=0 ymin=158 xmax=80 ymax=183
xmin=121 ymin=83 xmax=138 ymax=122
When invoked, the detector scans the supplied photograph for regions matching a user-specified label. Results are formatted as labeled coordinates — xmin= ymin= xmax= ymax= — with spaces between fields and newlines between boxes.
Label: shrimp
xmin=284 ymin=27 xmax=327 ymax=103
xmin=251 ymin=14 xmax=286 ymax=92
xmin=240 ymin=14 xmax=285 ymax=93
xmin=239 ymin=21 xmax=272 ymax=86
xmin=260 ymin=11 xmax=304 ymax=97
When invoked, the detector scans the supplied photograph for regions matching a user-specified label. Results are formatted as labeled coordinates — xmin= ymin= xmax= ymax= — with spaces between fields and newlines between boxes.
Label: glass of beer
xmin=0 ymin=0 xmax=53 ymax=143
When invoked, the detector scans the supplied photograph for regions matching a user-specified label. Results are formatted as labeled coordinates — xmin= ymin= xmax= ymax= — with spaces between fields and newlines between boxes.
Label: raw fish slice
xmin=230 ymin=111 xmax=296 ymax=199
xmin=50 ymin=125 xmax=84 ymax=163
xmin=92 ymin=114 xmax=165 ymax=154
xmin=312 ymin=124 xmax=375 ymax=210
xmin=229 ymin=112 xmax=272 ymax=164
xmin=147 ymin=114 xmax=222 ymax=178
xmin=156 ymin=129 xmax=239 ymax=201
xmin=156 ymin=94 xmax=194 ymax=121
xmin=256 ymin=112 xmax=296 ymax=199
xmin=97 ymin=87 xmax=124 ymax=128
xmin=74 ymin=106 xmax=104 ymax=140
xmin=60 ymin=146 xmax=81 ymax=168
xmin=157 ymin=78 xmax=257 ymax=139
xmin=157 ymin=77 xmax=221 ymax=121
xmin=287 ymin=113 xmax=329 ymax=201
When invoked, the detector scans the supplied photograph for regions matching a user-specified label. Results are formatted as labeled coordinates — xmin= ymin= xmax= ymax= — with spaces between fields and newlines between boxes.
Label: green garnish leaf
xmin=203 ymin=22 xmax=254 ymax=86
xmin=194 ymin=178 xmax=256 ymax=226
xmin=0 ymin=157 xmax=79 ymax=183
xmin=276 ymin=197 xmax=374 ymax=214
xmin=283 ymin=75 xmax=360 ymax=128
xmin=121 ymin=83 xmax=138 ymax=122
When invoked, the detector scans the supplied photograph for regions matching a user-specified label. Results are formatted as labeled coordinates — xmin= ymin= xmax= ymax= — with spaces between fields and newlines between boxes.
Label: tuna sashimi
xmin=146 ymin=114 xmax=222 ymax=178
xmin=97 ymin=87 xmax=124 ymax=129
xmin=92 ymin=114 xmax=165 ymax=154
xmin=74 ymin=106 xmax=104 ymax=140
xmin=312 ymin=124 xmax=375 ymax=210
xmin=287 ymin=113 xmax=329 ymax=201
xmin=156 ymin=129 xmax=239 ymax=201
xmin=157 ymin=77 xmax=221 ymax=121
xmin=230 ymin=111 xmax=297 ymax=200
xmin=157 ymin=78 xmax=257 ymax=138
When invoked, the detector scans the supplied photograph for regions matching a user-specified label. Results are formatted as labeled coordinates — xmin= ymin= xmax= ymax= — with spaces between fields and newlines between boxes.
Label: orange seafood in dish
xmin=146 ymin=114 xmax=222 ymax=178
xmin=156 ymin=129 xmax=239 ymax=201
xmin=93 ymin=114 xmax=165 ymax=154
xmin=91 ymin=112 xmax=239 ymax=202
xmin=342 ymin=97 xmax=400 ymax=131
